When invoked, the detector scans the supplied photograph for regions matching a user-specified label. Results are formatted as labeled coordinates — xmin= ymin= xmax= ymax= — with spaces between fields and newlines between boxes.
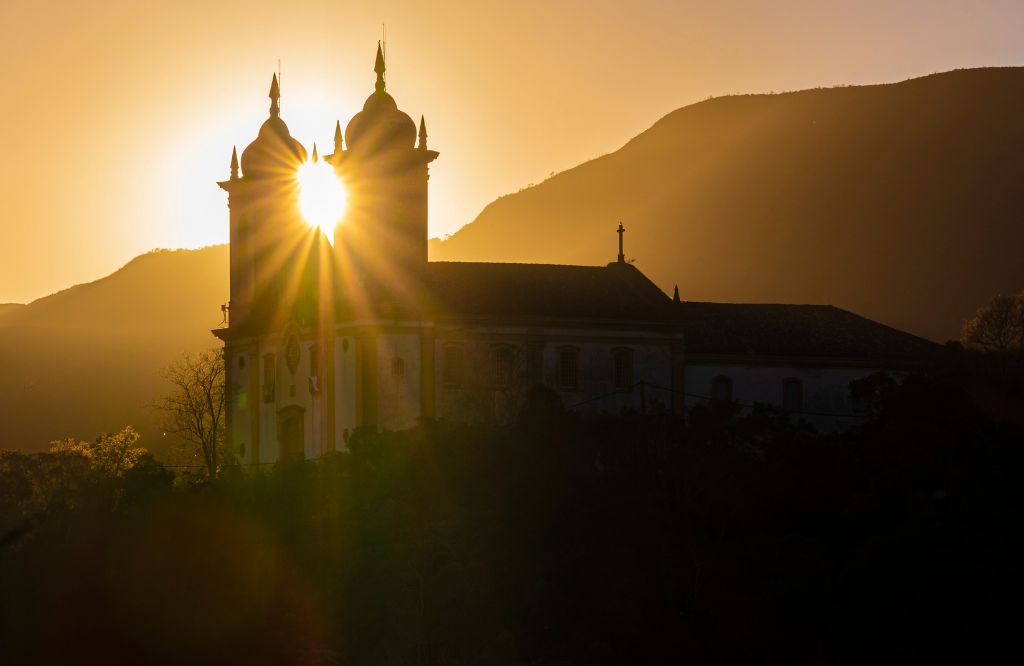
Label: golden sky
xmin=2 ymin=0 xmax=1023 ymax=303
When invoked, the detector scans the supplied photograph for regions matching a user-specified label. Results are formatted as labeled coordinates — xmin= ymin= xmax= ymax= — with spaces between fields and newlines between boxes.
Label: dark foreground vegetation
xmin=2 ymin=347 xmax=1022 ymax=665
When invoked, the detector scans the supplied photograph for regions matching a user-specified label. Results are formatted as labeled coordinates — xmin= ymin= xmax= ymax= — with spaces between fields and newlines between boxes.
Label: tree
xmin=156 ymin=348 xmax=226 ymax=479
xmin=960 ymin=291 xmax=1024 ymax=353
xmin=49 ymin=425 xmax=147 ymax=477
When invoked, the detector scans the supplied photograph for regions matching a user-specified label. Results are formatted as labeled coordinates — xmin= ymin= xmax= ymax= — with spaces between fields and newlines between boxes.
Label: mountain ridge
xmin=431 ymin=66 xmax=1024 ymax=342
xmin=0 ymin=246 xmax=228 ymax=453
xmin=6 ymin=67 xmax=1024 ymax=451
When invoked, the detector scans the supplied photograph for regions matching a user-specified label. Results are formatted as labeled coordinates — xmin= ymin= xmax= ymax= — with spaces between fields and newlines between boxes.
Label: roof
xmin=219 ymin=257 xmax=940 ymax=369
xmin=679 ymin=301 xmax=941 ymax=364
xmin=220 ymin=260 xmax=679 ymax=339
xmin=417 ymin=261 xmax=678 ymax=323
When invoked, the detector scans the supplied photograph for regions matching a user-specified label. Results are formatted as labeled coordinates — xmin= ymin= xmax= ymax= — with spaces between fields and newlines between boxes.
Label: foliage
xmin=155 ymin=348 xmax=226 ymax=478
xmin=961 ymin=290 xmax=1024 ymax=353
xmin=0 ymin=449 xmax=92 ymax=541
xmin=2 ymin=357 xmax=1022 ymax=664
xmin=1 ymin=427 xmax=170 ymax=552
xmin=49 ymin=425 xmax=147 ymax=477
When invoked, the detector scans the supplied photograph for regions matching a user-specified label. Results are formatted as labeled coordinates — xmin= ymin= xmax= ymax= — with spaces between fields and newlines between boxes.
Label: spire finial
xmin=374 ymin=41 xmax=386 ymax=93
xmin=673 ymin=285 xmax=680 ymax=303
xmin=616 ymin=222 xmax=625 ymax=263
xmin=334 ymin=120 xmax=343 ymax=153
xmin=418 ymin=115 xmax=428 ymax=149
xmin=311 ymin=143 xmax=319 ymax=163
xmin=230 ymin=146 xmax=239 ymax=180
xmin=269 ymin=73 xmax=281 ymax=117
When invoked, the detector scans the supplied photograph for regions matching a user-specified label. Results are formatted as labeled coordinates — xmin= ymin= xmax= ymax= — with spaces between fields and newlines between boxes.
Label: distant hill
xmin=0 ymin=246 xmax=227 ymax=454
xmin=6 ymin=68 xmax=1023 ymax=451
xmin=430 ymin=67 xmax=1024 ymax=342
xmin=0 ymin=304 xmax=24 ymax=318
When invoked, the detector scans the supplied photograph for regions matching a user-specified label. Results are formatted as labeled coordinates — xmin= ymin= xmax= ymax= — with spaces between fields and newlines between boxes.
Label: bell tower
xmin=328 ymin=43 xmax=439 ymax=292
xmin=218 ymin=74 xmax=308 ymax=330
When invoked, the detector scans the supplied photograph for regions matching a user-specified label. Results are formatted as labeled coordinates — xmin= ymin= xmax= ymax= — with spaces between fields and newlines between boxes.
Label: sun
xmin=297 ymin=160 xmax=348 ymax=234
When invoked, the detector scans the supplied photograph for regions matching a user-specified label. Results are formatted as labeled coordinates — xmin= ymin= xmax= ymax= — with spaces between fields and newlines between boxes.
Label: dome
xmin=344 ymin=43 xmax=417 ymax=153
xmin=240 ymin=115 xmax=307 ymax=179
xmin=344 ymin=89 xmax=417 ymax=153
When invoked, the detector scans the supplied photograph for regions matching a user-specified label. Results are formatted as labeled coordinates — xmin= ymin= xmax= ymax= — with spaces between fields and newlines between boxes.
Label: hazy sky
xmin=2 ymin=0 xmax=1024 ymax=303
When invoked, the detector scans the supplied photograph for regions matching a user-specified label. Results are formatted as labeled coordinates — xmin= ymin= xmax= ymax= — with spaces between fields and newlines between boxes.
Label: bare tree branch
xmin=155 ymin=349 xmax=226 ymax=478
xmin=961 ymin=292 xmax=1024 ymax=354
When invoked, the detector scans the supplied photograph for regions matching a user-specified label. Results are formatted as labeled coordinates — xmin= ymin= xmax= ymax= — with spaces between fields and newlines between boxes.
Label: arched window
xmin=442 ymin=344 xmax=464 ymax=388
xmin=492 ymin=346 xmax=514 ymax=388
xmin=711 ymin=375 xmax=733 ymax=402
xmin=612 ymin=348 xmax=634 ymax=390
xmin=309 ymin=346 xmax=320 ymax=378
xmin=558 ymin=347 xmax=579 ymax=390
xmin=782 ymin=378 xmax=803 ymax=412
xmin=309 ymin=346 xmax=322 ymax=395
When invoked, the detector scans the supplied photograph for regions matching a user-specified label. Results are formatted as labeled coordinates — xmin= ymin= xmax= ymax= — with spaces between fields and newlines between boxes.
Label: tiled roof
xmin=679 ymin=301 xmax=941 ymax=364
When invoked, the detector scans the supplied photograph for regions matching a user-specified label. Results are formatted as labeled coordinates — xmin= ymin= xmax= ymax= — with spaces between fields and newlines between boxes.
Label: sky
xmin=2 ymin=0 xmax=1024 ymax=304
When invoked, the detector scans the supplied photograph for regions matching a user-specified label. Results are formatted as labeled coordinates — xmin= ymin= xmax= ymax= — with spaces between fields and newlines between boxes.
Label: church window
xmin=310 ymin=346 xmax=320 ymax=378
xmin=392 ymin=357 xmax=405 ymax=379
xmin=558 ymin=347 xmax=579 ymax=390
xmin=782 ymin=378 xmax=803 ymax=412
xmin=613 ymin=348 xmax=634 ymax=390
xmin=492 ymin=346 xmax=514 ymax=388
xmin=262 ymin=354 xmax=276 ymax=402
xmin=442 ymin=344 xmax=464 ymax=388
xmin=711 ymin=375 xmax=733 ymax=402
xmin=308 ymin=347 xmax=322 ymax=394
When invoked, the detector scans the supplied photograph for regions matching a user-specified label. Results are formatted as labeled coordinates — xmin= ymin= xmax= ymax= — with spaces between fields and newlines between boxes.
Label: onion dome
xmin=240 ymin=74 xmax=308 ymax=179
xmin=344 ymin=43 xmax=417 ymax=153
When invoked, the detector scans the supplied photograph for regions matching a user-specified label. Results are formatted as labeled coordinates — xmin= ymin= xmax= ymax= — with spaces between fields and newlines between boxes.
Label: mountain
xmin=0 ymin=246 xmax=227 ymax=454
xmin=430 ymin=67 xmax=1024 ymax=342
xmin=5 ymin=67 xmax=1021 ymax=451
xmin=0 ymin=304 xmax=24 ymax=318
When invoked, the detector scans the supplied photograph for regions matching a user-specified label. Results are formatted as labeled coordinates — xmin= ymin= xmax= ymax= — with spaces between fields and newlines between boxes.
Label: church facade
xmin=215 ymin=47 xmax=938 ymax=464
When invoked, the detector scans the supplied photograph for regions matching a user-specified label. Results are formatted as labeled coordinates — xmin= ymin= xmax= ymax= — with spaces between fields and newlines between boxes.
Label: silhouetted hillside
xmin=5 ymin=68 xmax=1021 ymax=450
xmin=431 ymin=67 xmax=1024 ymax=342
xmin=0 ymin=304 xmax=23 ymax=319
xmin=0 ymin=246 xmax=227 ymax=454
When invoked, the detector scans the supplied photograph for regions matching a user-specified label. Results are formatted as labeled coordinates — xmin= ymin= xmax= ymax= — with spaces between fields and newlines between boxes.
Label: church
xmin=214 ymin=46 xmax=938 ymax=464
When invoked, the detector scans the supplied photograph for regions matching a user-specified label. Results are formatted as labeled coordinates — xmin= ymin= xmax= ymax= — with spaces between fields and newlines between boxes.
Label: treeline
xmin=1 ymin=345 xmax=1022 ymax=665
